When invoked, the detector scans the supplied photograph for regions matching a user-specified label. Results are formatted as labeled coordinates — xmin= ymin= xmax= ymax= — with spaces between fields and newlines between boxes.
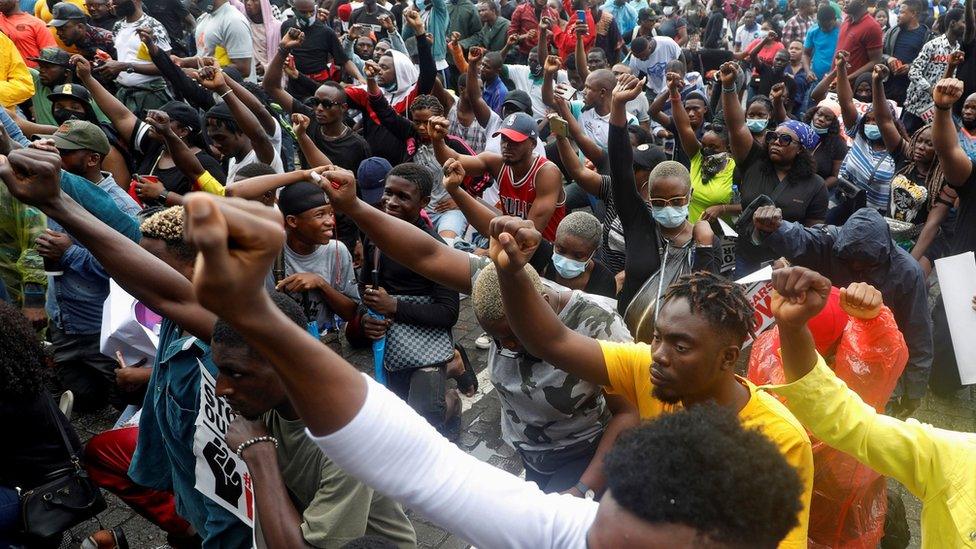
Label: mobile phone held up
xmin=549 ymin=115 xmax=569 ymax=138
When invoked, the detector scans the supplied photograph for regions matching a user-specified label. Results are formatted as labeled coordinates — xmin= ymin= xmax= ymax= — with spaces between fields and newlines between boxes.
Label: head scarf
xmin=381 ymin=50 xmax=420 ymax=109
xmin=259 ymin=0 xmax=282 ymax=66
xmin=779 ymin=119 xmax=820 ymax=149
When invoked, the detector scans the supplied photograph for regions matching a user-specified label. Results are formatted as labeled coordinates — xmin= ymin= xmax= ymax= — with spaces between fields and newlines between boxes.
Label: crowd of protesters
xmin=1 ymin=0 xmax=976 ymax=545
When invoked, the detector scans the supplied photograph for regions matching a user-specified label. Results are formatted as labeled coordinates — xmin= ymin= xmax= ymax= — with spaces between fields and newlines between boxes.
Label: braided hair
xmin=662 ymin=271 xmax=756 ymax=345
xmin=895 ymin=124 xmax=946 ymax=210
xmin=409 ymin=94 xmax=444 ymax=117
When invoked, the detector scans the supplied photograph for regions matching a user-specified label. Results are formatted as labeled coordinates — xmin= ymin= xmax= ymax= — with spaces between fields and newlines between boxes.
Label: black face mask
xmin=114 ymin=0 xmax=136 ymax=17
xmin=701 ymin=146 xmax=718 ymax=157
xmin=53 ymin=108 xmax=89 ymax=125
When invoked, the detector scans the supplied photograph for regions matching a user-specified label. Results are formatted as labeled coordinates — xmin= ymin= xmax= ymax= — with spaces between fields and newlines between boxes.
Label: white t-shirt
xmin=113 ymin=14 xmax=171 ymax=87
xmin=506 ymin=64 xmax=568 ymax=120
xmin=310 ymin=375 xmax=598 ymax=548
xmin=627 ymin=36 xmax=682 ymax=94
xmin=226 ymin=121 xmax=284 ymax=181
xmin=734 ymin=25 xmax=764 ymax=49
xmin=195 ymin=2 xmax=255 ymax=80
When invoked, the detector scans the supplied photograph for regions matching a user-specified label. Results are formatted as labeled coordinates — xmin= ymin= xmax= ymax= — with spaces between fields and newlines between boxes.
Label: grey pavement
xmin=66 ymin=284 xmax=975 ymax=548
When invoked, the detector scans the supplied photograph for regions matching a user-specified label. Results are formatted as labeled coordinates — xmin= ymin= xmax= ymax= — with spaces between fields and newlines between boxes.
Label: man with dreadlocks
xmin=486 ymin=215 xmax=814 ymax=548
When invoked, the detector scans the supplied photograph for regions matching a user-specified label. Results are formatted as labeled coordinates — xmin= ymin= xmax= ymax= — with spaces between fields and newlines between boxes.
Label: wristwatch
xmin=574 ymin=481 xmax=595 ymax=500
xmin=159 ymin=189 xmax=170 ymax=201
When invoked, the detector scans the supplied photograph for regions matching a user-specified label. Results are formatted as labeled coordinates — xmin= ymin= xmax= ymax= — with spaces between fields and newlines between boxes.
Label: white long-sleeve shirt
xmin=308 ymin=375 xmax=599 ymax=548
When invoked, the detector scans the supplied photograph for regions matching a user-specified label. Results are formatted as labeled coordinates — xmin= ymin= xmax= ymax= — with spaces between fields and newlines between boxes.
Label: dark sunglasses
xmin=764 ymin=131 xmax=796 ymax=146
xmin=307 ymin=97 xmax=343 ymax=109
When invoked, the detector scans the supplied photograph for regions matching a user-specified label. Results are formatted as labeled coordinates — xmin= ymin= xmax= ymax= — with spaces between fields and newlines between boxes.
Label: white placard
xmin=193 ymin=360 xmax=255 ymax=526
xmin=718 ymin=217 xmax=738 ymax=238
xmin=934 ymin=252 xmax=976 ymax=384
xmin=735 ymin=266 xmax=776 ymax=348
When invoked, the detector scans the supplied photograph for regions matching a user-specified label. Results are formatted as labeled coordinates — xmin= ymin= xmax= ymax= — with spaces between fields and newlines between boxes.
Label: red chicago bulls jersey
xmin=496 ymin=155 xmax=566 ymax=241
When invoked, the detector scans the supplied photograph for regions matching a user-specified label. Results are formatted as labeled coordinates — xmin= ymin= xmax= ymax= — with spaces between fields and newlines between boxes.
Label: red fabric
xmin=506 ymin=4 xmax=560 ymax=55
xmin=806 ymin=286 xmax=847 ymax=355
xmin=747 ymin=303 xmax=908 ymax=548
xmin=345 ymin=86 xmax=417 ymax=125
xmin=745 ymin=37 xmax=785 ymax=66
xmin=497 ymin=155 xmax=565 ymax=241
xmin=551 ymin=0 xmax=597 ymax=59
xmin=836 ymin=15 xmax=883 ymax=73
xmin=84 ymin=426 xmax=193 ymax=536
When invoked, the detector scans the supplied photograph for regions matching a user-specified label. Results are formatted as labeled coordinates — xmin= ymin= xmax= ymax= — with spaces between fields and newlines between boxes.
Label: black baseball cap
xmin=633 ymin=143 xmax=666 ymax=170
xmin=502 ymin=90 xmax=532 ymax=114
xmin=492 ymin=112 xmax=538 ymax=143
xmin=48 ymin=2 xmax=87 ymax=27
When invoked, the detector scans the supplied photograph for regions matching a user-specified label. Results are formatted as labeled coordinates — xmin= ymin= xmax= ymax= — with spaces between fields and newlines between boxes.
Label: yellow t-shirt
xmin=599 ymin=339 xmax=813 ymax=548
xmin=36 ymin=0 xmax=88 ymax=55
xmin=688 ymin=149 xmax=736 ymax=224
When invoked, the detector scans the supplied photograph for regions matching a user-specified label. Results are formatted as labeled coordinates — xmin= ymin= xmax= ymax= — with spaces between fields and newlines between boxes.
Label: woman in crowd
xmin=554 ymin=118 xmax=665 ymax=275
xmin=803 ymin=100 xmax=848 ymax=191
xmin=836 ymin=52 xmax=904 ymax=217
xmin=0 ymin=301 xmax=86 ymax=548
xmin=609 ymin=74 xmax=720 ymax=342
xmin=719 ymin=60 xmax=828 ymax=277
xmin=540 ymin=212 xmax=617 ymax=298
xmin=668 ymin=72 xmax=737 ymax=224
xmin=745 ymin=94 xmax=775 ymax=142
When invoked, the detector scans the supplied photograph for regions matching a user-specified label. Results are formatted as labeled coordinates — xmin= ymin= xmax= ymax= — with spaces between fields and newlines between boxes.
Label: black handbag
xmin=19 ymin=395 xmax=106 ymax=540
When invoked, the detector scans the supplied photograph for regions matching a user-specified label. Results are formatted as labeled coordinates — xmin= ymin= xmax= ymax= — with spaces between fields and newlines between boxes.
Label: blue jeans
xmin=0 ymin=485 xmax=20 ymax=545
xmin=428 ymin=209 xmax=468 ymax=238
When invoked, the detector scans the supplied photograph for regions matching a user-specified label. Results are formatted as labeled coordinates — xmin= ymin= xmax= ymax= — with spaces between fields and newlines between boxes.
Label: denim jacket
xmin=46 ymin=172 xmax=141 ymax=335
xmin=129 ymin=319 xmax=253 ymax=548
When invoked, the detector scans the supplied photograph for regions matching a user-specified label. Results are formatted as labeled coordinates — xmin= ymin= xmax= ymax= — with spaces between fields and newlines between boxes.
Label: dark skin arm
xmin=70 ymin=55 xmax=137 ymax=144
xmin=490 ymin=216 xmax=610 ymax=386
xmin=668 ymin=72 xmax=700 ymax=159
xmin=770 ymin=82 xmax=789 ymax=124
xmin=227 ymin=420 xmax=313 ymax=549
xmin=289 ymin=113 xmax=334 ymax=168
xmin=809 ymin=68 xmax=836 ymax=104
xmin=554 ymin=132 xmax=603 ymax=195
xmin=718 ymin=61 xmax=754 ymax=164
xmin=647 ymin=89 xmax=673 ymax=127
xmin=198 ymin=67 xmax=277 ymax=167
xmin=931 ymin=77 xmax=974 ymax=187
xmin=574 ymin=22 xmax=588 ymax=80
xmin=834 ymin=51 xmax=860 ymax=131
xmin=966 ymin=0 xmax=975 ymax=45
xmin=847 ymin=46 xmax=882 ymax=81
xmin=429 ymin=116 xmax=499 ymax=177
xmin=0 ymin=148 xmax=216 ymax=341
xmin=540 ymin=54 xmax=562 ymax=110
xmin=318 ymin=168 xmax=475 ymax=294
xmin=262 ymin=30 xmax=305 ymax=113
xmin=870 ymin=64 xmax=903 ymax=154
xmin=277 ymin=270 xmax=359 ymax=321
xmin=146 ymin=110 xmax=207 ymax=180
xmin=465 ymin=48 xmax=494 ymax=128
xmin=442 ymin=158 xmax=500 ymax=236
xmin=216 ymin=59 xmax=278 ymax=136
xmin=771 ymin=265 xmax=834 ymax=382
xmin=571 ymin=393 xmax=638 ymax=497
xmin=552 ymin=92 xmax=607 ymax=165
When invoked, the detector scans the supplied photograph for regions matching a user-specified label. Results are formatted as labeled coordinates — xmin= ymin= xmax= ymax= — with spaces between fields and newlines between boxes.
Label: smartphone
xmin=556 ymin=84 xmax=576 ymax=101
xmin=576 ymin=9 xmax=586 ymax=21
xmin=549 ymin=115 xmax=569 ymax=138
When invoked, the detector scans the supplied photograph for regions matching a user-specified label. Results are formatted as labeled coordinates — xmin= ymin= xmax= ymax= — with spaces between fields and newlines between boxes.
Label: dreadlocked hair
xmin=896 ymin=124 xmax=946 ymax=210
xmin=409 ymin=94 xmax=444 ymax=117
xmin=662 ymin=271 xmax=756 ymax=345
xmin=140 ymin=206 xmax=198 ymax=263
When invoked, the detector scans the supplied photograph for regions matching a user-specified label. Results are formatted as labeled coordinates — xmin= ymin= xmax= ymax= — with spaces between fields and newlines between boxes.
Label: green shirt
xmin=264 ymin=409 xmax=417 ymax=548
xmin=30 ymin=69 xmax=110 ymax=127
xmin=688 ymin=150 xmax=736 ymax=223
xmin=458 ymin=17 xmax=511 ymax=52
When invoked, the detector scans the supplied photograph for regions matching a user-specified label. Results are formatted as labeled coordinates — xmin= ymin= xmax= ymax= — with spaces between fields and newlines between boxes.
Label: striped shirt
xmin=839 ymin=116 xmax=896 ymax=212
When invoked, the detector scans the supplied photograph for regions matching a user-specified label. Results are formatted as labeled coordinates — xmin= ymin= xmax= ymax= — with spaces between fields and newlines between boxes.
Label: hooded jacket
xmin=761 ymin=208 xmax=933 ymax=399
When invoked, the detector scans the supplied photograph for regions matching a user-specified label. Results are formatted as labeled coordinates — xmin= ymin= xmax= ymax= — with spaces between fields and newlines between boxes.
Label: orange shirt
xmin=0 ymin=12 xmax=57 ymax=68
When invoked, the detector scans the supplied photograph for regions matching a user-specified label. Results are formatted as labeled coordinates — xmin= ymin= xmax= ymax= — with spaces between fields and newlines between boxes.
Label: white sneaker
xmin=475 ymin=332 xmax=491 ymax=350
xmin=59 ymin=390 xmax=74 ymax=421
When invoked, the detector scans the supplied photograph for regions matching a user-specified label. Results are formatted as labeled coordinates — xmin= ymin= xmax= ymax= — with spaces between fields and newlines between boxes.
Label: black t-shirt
xmin=280 ymin=19 xmax=349 ymax=75
xmin=949 ymin=160 xmax=976 ymax=255
xmin=737 ymin=142 xmax=829 ymax=264
xmin=812 ymin=133 xmax=848 ymax=180
xmin=0 ymin=393 xmax=82 ymax=489
xmin=754 ymin=65 xmax=796 ymax=99
xmin=349 ymin=5 xmax=393 ymax=39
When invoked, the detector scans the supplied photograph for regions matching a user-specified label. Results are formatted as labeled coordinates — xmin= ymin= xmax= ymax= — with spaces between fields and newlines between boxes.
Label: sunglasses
xmin=648 ymin=195 xmax=690 ymax=208
xmin=307 ymin=97 xmax=343 ymax=109
xmin=764 ymin=131 xmax=796 ymax=146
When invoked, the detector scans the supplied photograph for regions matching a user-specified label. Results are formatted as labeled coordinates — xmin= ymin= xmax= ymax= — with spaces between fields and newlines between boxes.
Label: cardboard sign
xmin=717 ymin=218 xmax=738 ymax=275
xmin=193 ymin=360 xmax=255 ymax=527
xmin=735 ymin=266 xmax=776 ymax=348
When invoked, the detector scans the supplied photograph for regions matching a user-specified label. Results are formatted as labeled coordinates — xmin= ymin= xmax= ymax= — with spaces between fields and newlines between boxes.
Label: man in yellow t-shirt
xmin=488 ymin=215 xmax=813 ymax=549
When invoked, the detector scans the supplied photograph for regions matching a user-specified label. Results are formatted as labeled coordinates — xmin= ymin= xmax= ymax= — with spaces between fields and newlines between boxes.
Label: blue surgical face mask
xmin=864 ymin=123 xmax=881 ymax=141
xmin=552 ymin=252 xmax=589 ymax=279
xmin=813 ymin=125 xmax=829 ymax=135
xmin=746 ymin=118 xmax=768 ymax=133
xmin=652 ymin=204 xmax=688 ymax=228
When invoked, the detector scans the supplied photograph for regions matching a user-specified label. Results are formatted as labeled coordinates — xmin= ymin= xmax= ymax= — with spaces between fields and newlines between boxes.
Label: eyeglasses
xmin=648 ymin=195 xmax=690 ymax=208
xmin=764 ymin=131 xmax=796 ymax=146
xmin=307 ymin=98 xmax=343 ymax=109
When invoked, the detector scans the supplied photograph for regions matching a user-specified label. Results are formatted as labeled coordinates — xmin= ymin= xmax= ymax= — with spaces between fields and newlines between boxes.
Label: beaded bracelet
xmin=236 ymin=435 xmax=279 ymax=458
